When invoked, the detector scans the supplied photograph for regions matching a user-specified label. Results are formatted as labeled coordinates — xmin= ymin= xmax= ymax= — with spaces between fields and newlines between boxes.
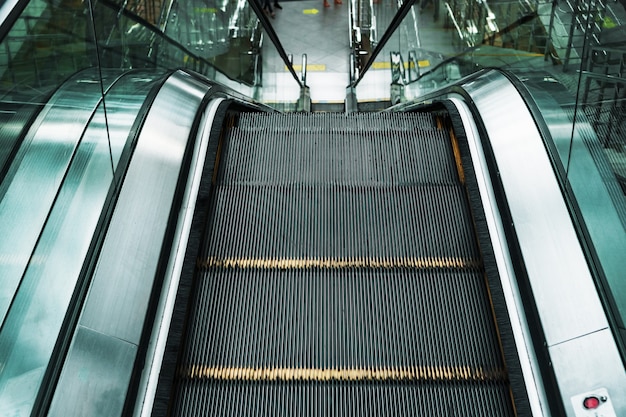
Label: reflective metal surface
xmin=134 ymin=97 xmax=227 ymax=417
xmin=464 ymin=71 xmax=609 ymax=345
xmin=462 ymin=69 xmax=626 ymax=416
xmin=0 ymin=69 xmax=162 ymax=417
xmin=50 ymin=70 xmax=209 ymax=414
xmin=551 ymin=329 xmax=626 ymax=416
xmin=0 ymin=0 xmax=625 ymax=413
xmin=521 ymin=75 xmax=626 ymax=328
xmin=0 ymin=70 xmax=115 ymax=325
xmin=448 ymin=96 xmax=550 ymax=417
xmin=80 ymin=72 xmax=208 ymax=342
xmin=48 ymin=326 xmax=137 ymax=417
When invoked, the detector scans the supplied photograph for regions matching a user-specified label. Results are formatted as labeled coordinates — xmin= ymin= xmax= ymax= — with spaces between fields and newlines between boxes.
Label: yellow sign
xmin=303 ymin=8 xmax=319 ymax=14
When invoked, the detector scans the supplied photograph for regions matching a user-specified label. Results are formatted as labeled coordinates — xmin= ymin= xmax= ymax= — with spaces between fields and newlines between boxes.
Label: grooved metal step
xmin=169 ymin=112 xmax=516 ymax=417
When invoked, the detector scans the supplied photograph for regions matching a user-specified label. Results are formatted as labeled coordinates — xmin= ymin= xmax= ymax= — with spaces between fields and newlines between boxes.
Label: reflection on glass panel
xmin=566 ymin=45 xmax=626 ymax=329
xmin=568 ymin=104 xmax=626 ymax=322
xmin=162 ymin=0 xmax=261 ymax=86
xmin=0 ymin=70 xmax=160 ymax=416
xmin=112 ymin=0 xmax=165 ymax=26
xmin=0 ymin=70 xmax=119 ymax=327
xmin=164 ymin=0 xmax=230 ymax=60
xmin=0 ymin=0 xmax=93 ymax=95
xmin=355 ymin=2 xmax=441 ymax=103
xmin=354 ymin=0 xmax=592 ymax=100
xmin=0 ymin=0 xmax=297 ymax=107
xmin=0 ymin=0 xmax=98 ymax=185
xmin=89 ymin=0 xmax=299 ymax=108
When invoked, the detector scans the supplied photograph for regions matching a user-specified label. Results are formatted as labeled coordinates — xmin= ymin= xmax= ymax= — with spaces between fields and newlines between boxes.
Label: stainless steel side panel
xmin=133 ymin=97 xmax=227 ymax=417
xmin=462 ymin=70 xmax=626 ymax=416
xmin=550 ymin=328 xmax=626 ymax=412
xmin=448 ymin=96 xmax=550 ymax=417
xmin=464 ymin=71 xmax=608 ymax=344
xmin=0 ymin=70 xmax=160 ymax=417
xmin=0 ymin=71 xmax=118 ymax=324
xmin=48 ymin=326 xmax=137 ymax=417
xmin=79 ymin=71 xmax=209 ymax=344
xmin=49 ymin=70 xmax=210 ymax=415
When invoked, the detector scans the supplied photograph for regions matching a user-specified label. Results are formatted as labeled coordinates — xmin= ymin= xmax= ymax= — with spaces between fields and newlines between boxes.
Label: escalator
xmin=2 ymin=65 xmax=625 ymax=416
xmin=157 ymin=110 xmax=526 ymax=416
xmin=2 ymin=0 xmax=626 ymax=410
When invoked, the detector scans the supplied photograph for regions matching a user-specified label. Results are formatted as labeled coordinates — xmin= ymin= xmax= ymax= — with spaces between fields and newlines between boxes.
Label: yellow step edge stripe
xmin=198 ymin=256 xmax=481 ymax=270
xmin=182 ymin=365 xmax=507 ymax=382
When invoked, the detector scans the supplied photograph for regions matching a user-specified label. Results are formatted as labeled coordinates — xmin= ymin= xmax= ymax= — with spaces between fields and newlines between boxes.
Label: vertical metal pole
xmin=544 ymin=0 xmax=556 ymax=61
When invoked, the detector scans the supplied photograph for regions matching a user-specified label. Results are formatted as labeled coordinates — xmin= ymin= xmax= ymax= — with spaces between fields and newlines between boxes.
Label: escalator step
xmin=204 ymin=184 xmax=479 ymax=261
xmin=167 ymin=112 xmax=515 ymax=417
xmin=182 ymin=268 xmax=502 ymax=370
xmin=220 ymin=112 xmax=456 ymax=186
xmin=174 ymin=380 xmax=514 ymax=416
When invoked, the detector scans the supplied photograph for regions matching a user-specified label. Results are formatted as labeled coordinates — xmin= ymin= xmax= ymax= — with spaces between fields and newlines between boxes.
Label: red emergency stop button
xmin=582 ymin=396 xmax=601 ymax=409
